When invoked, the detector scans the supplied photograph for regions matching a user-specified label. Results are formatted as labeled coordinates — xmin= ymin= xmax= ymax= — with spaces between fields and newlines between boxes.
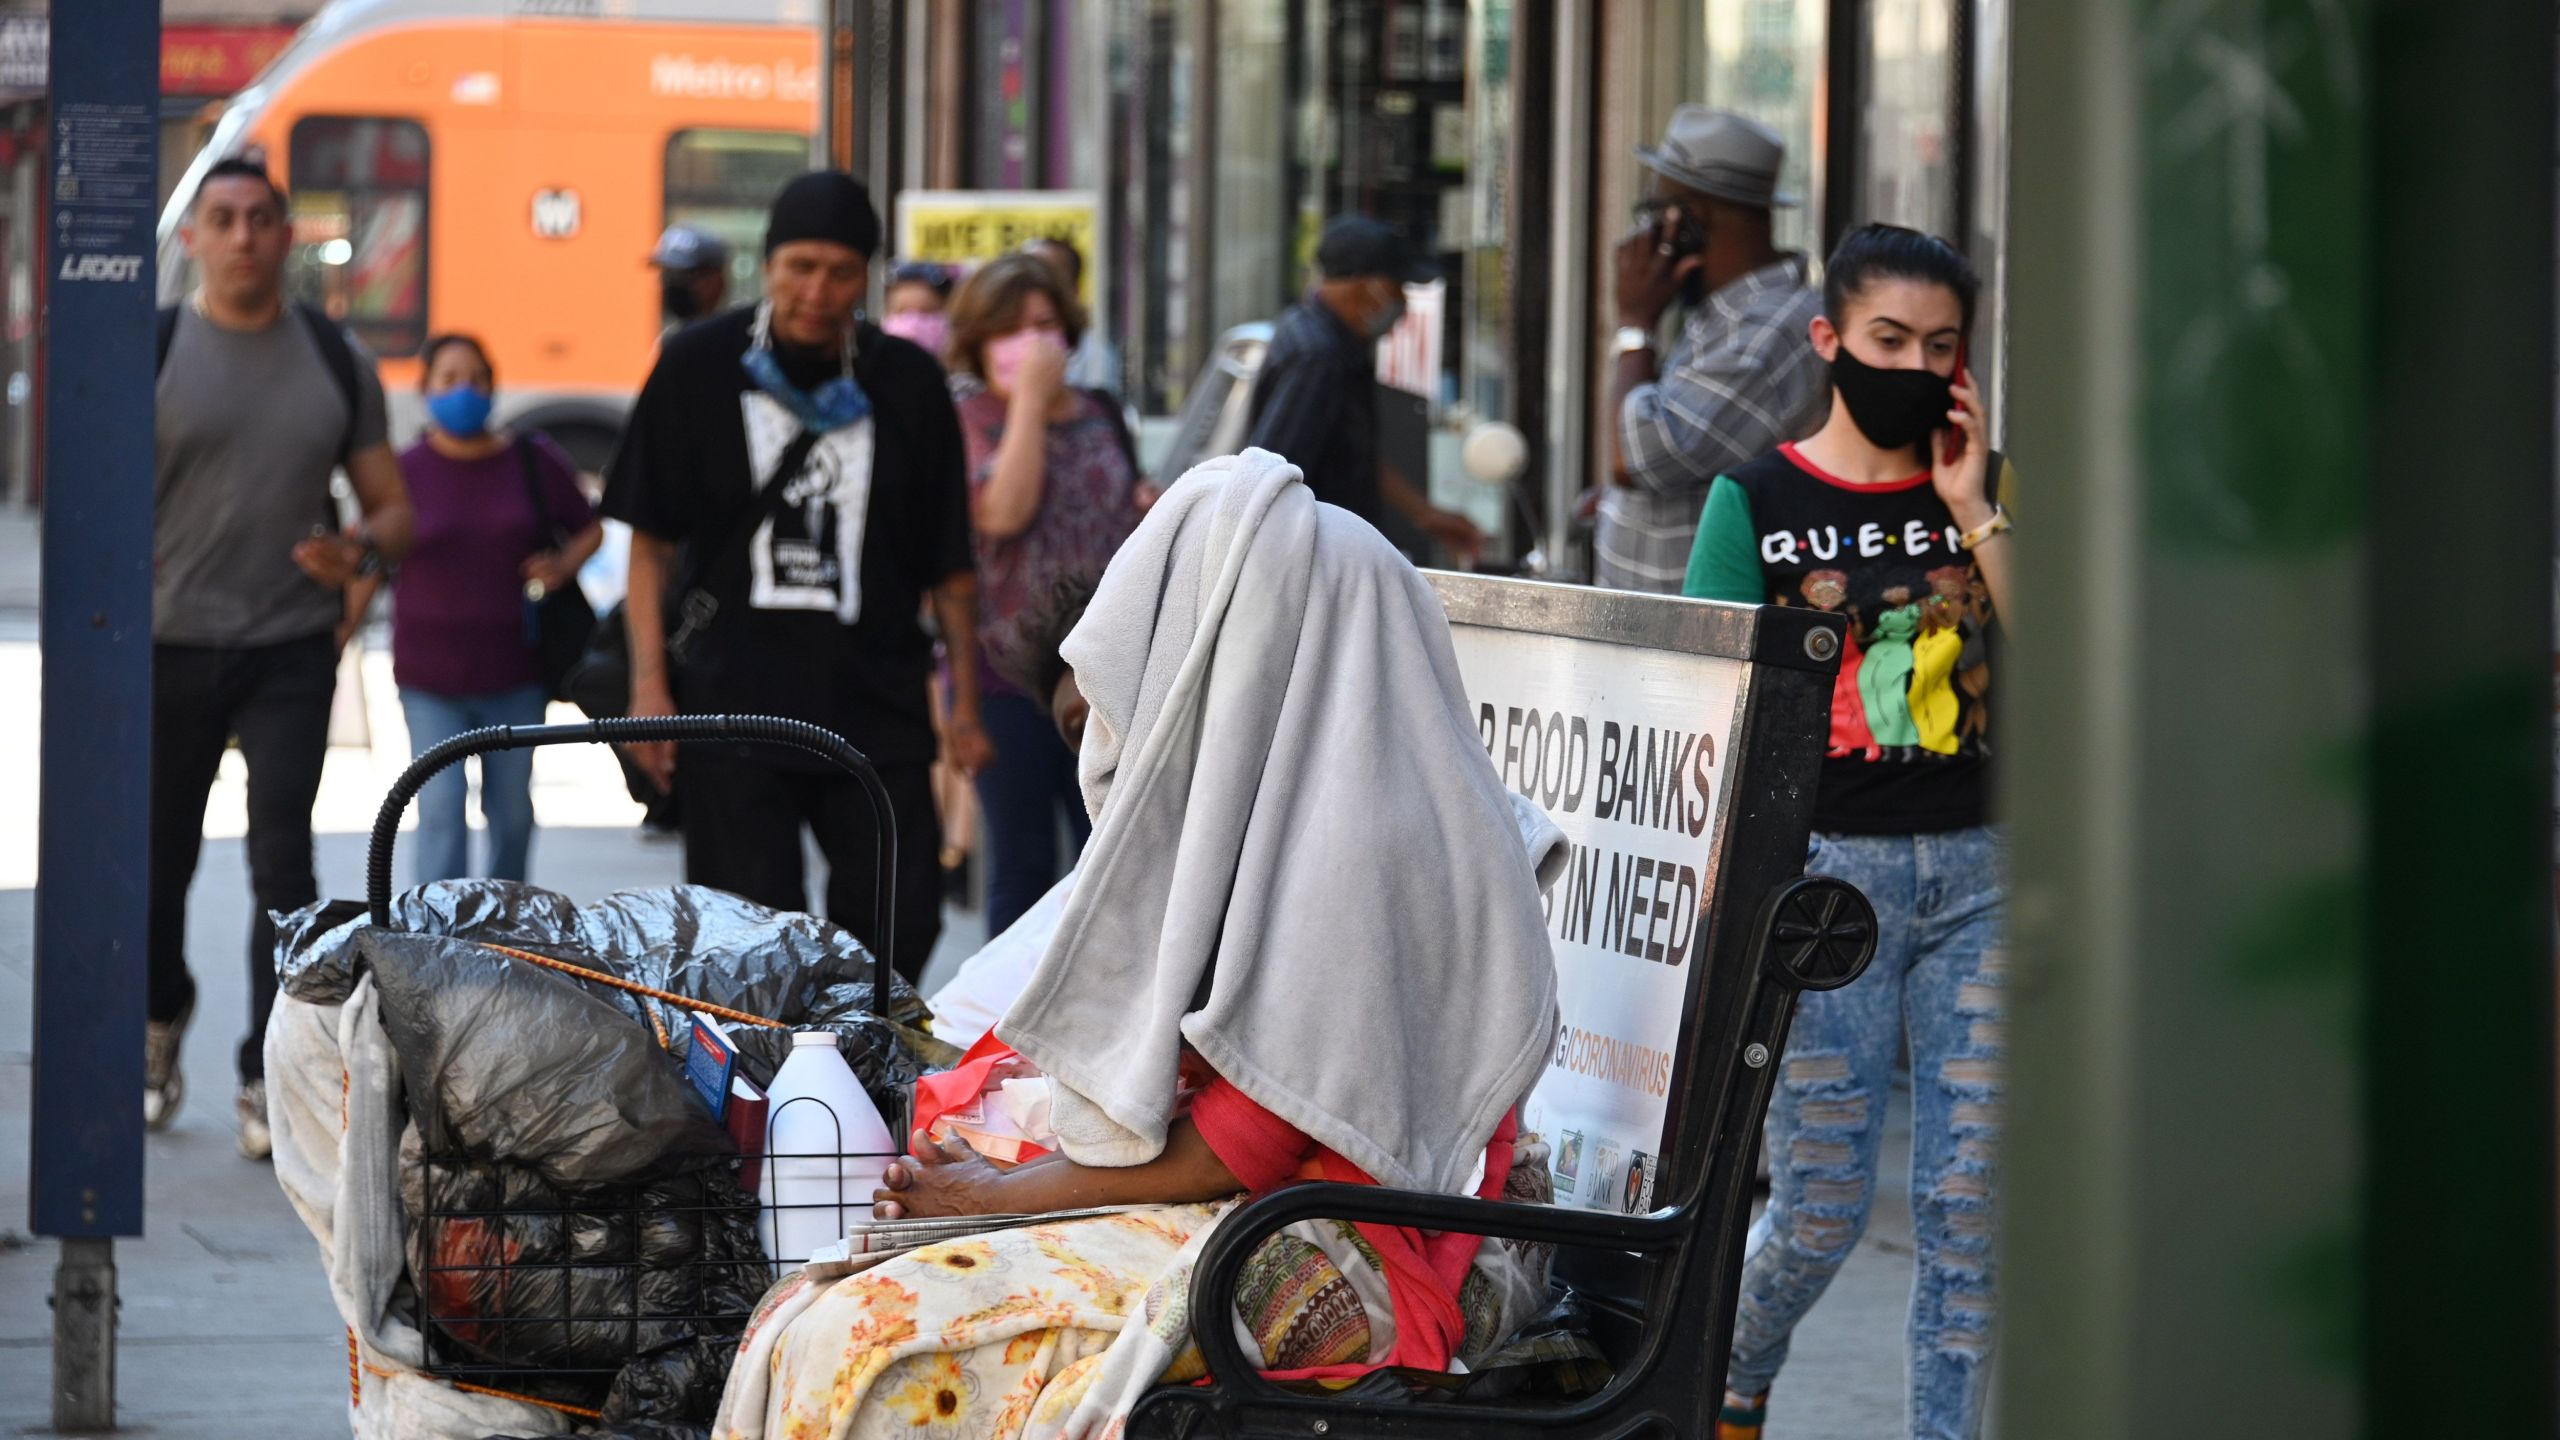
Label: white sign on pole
xmin=1442 ymin=614 xmax=1749 ymax=1216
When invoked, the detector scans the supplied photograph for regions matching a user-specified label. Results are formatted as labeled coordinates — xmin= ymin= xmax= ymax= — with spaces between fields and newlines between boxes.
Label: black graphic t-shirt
xmin=603 ymin=307 xmax=972 ymax=767
xmin=1684 ymin=442 xmax=2009 ymax=834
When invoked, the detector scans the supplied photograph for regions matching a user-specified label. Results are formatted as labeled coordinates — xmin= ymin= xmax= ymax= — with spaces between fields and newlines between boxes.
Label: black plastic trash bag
xmin=405 ymin=1149 xmax=764 ymax=1392
xmin=277 ymin=880 xmax=950 ymax=1100
xmin=599 ymin=1335 xmax=737 ymax=1428
xmin=573 ymin=884 xmax=945 ymax=1094
xmin=365 ymin=928 xmax=733 ymax=1188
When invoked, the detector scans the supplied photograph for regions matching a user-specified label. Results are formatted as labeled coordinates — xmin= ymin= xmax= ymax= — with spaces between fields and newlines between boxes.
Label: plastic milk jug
xmin=759 ymin=1030 xmax=896 ymax=1266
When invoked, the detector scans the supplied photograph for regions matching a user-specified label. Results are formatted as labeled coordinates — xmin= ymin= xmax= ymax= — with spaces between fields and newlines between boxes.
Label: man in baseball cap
xmin=650 ymin=224 xmax=732 ymax=329
xmin=1600 ymin=106 xmax=1828 ymax=593
xmin=603 ymin=172 xmax=986 ymax=978
xmin=1243 ymin=215 xmax=1483 ymax=560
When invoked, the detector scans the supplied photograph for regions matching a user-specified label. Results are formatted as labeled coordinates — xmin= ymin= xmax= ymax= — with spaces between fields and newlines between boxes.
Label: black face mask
xmin=662 ymin=276 xmax=705 ymax=322
xmin=1829 ymin=342 xmax=1953 ymax=454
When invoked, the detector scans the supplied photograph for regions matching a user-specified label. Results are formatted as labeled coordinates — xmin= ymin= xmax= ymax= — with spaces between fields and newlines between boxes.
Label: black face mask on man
xmin=1828 ymin=342 xmax=1954 ymax=454
xmin=662 ymin=275 xmax=706 ymax=322
xmin=1365 ymin=281 xmax=1408 ymax=339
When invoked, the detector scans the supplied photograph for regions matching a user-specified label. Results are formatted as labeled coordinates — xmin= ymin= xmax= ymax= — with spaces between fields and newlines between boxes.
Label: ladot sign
xmin=1432 ymin=575 xmax=1749 ymax=1219
xmin=893 ymin=190 xmax=1100 ymax=308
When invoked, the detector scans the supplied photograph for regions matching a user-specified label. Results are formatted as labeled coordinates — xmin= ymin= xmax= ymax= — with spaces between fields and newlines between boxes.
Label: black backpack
xmin=155 ymin=301 xmax=365 ymax=465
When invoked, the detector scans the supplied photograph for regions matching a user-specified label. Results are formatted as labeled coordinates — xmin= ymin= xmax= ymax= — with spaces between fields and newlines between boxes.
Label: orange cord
xmin=471 ymin=940 xmax=788 ymax=1032
xmin=442 ymin=1377 xmax=605 ymax=1420
xmin=347 ymin=1331 xmax=606 ymax=1421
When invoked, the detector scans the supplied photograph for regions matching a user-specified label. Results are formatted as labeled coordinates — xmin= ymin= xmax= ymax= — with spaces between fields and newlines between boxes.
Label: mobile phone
xmin=1940 ymin=338 xmax=1971 ymax=467
xmin=1633 ymin=199 xmax=1707 ymax=259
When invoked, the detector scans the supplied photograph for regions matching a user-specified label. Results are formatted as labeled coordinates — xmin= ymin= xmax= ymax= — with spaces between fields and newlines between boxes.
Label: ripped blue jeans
xmin=1726 ymin=826 xmax=2006 ymax=1440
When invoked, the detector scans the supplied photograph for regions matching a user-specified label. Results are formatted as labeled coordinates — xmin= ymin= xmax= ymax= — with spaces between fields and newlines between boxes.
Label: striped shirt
xmin=1600 ymin=255 xmax=1829 ymax=593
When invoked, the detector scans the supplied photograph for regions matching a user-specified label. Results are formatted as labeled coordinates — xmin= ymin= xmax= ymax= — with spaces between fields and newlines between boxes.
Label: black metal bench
xmin=1132 ymin=587 xmax=1876 ymax=1439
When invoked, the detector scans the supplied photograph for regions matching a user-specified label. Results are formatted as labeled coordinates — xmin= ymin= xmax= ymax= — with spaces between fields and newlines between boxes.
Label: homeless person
xmin=713 ymin=449 xmax=1566 ymax=1439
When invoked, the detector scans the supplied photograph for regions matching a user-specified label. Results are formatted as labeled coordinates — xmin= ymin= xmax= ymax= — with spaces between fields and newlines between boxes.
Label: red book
xmin=727 ymin=1075 xmax=769 ymax=1194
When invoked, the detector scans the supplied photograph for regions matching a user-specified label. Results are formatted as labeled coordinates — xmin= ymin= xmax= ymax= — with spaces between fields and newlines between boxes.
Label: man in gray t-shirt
xmin=149 ymin=159 xmax=412 ymax=1160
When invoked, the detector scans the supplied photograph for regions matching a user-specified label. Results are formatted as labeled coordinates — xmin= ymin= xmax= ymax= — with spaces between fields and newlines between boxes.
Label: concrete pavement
xmin=0 ymin=498 xmax=1912 ymax=1437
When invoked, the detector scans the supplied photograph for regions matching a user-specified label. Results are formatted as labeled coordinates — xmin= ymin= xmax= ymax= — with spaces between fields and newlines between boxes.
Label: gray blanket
xmin=996 ymin=450 xmax=1563 ymax=1195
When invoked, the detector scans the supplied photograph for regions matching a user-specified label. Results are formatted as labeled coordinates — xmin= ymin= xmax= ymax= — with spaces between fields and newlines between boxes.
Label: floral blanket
xmin=714 ymin=1178 xmax=1550 ymax=1439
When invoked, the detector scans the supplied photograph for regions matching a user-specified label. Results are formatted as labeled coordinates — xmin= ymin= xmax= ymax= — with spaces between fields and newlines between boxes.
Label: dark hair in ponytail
xmin=1823 ymin=224 xmax=1978 ymax=334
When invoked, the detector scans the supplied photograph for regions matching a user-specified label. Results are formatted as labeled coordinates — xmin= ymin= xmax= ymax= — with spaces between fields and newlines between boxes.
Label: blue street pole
xmin=32 ymin=3 xmax=160 ymax=1429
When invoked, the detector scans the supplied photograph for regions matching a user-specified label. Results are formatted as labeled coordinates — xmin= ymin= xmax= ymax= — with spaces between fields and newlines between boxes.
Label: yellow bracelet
xmin=1956 ymin=505 xmax=2012 ymax=552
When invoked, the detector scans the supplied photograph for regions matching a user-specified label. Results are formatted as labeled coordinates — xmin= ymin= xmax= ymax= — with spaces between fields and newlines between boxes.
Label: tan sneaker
xmin=235 ymin=1080 xmax=271 ymax=1161
xmin=143 ymin=999 xmax=192 ymax=1131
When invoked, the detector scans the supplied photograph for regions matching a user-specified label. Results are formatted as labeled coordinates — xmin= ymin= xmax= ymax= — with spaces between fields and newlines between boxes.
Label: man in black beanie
xmin=603 ymin=170 xmax=990 ymax=979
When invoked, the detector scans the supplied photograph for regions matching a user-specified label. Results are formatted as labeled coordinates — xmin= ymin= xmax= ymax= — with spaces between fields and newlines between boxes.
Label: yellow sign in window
xmin=892 ymin=190 xmax=1099 ymax=307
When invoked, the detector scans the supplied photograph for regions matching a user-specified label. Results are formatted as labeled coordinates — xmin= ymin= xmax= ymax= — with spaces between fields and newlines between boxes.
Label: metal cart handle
xmin=364 ymin=714 xmax=900 ymax=1019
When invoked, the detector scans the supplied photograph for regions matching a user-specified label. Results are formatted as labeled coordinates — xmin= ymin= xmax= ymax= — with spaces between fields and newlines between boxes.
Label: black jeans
xmin=150 ymin=633 xmax=337 ymax=1081
xmin=678 ymin=747 xmax=943 ymax=986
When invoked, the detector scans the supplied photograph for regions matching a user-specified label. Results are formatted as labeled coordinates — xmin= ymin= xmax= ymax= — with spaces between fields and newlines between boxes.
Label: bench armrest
xmin=1187 ymin=1180 xmax=1695 ymax=1400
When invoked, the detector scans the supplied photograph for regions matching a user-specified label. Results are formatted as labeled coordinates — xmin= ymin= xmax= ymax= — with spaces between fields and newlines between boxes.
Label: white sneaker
xmin=236 ymin=1080 xmax=271 ymax=1161
xmin=143 ymin=1000 xmax=192 ymax=1131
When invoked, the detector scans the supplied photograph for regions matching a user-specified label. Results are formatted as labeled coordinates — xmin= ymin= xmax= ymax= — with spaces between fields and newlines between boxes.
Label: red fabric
xmin=1190 ymin=1076 xmax=1316 ymax=1193
xmin=1779 ymin=439 xmax=1932 ymax=493
xmin=910 ymin=1034 xmax=1052 ymax=1164
xmin=1190 ymin=1076 xmax=1517 ymax=1376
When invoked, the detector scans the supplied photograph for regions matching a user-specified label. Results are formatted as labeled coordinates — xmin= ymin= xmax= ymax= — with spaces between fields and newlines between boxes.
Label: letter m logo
xmin=531 ymin=188 xmax=582 ymax=239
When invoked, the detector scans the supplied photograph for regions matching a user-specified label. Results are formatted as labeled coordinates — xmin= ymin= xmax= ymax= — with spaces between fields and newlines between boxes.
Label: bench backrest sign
xmin=1430 ymin=575 xmax=1750 ymax=1217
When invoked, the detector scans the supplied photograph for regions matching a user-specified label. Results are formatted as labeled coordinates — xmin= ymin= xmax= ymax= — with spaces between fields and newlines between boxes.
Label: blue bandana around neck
xmin=740 ymin=301 xmax=873 ymax=433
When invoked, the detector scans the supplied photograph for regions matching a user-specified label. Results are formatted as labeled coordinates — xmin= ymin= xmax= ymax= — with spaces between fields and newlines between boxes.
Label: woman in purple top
xmin=946 ymin=255 xmax=1148 ymax=931
xmin=391 ymin=333 xmax=601 ymax=885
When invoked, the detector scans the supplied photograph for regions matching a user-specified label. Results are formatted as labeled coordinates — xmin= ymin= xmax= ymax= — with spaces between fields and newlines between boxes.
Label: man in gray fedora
xmin=1601 ymin=105 xmax=1828 ymax=593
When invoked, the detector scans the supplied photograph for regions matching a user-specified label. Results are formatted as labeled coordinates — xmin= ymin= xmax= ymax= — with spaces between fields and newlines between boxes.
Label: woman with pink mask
xmin=946 ymin=253 xmax=1148 ymax=932
xmin=877 ymin=260 xmax=955 ymax=360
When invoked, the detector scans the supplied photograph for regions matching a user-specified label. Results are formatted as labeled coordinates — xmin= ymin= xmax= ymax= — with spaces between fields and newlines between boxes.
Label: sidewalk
xmin=0 ymin=505 xmax=33 ymax=615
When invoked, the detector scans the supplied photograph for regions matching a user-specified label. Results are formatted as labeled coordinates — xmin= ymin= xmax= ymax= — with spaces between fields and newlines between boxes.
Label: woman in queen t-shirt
xmin=944 ymin=254 xmax=1148 ymax=934
xmin=390 ymin=333 xmax=600 ymax=885
xmin=1683 ymin=225 xmax=2014 ymax=1440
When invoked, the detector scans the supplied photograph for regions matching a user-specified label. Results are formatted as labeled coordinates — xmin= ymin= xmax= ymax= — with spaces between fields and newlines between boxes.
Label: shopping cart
xmin=364 ymin=714 xmax=912 ymax=1410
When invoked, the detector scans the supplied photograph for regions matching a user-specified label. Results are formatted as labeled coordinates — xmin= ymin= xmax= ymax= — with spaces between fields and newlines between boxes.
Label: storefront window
xmin=1860 ymin=0 xmax=1956 ymax=237
xmin=1211 ymin=0 xmax=1295 ymax=340
xmin=1106 ymin=0 xmax=1511 ymax=551
xmin=1700 ymin=0 xmax=1828 ymax=255
xmin=287 ymin=116 xmax=428 ymax=357
xmin=1315 ymin=1 xmax=1469 ymax=286
xmin=666 ymin=129 xmax=811 ymax=308
xmin=1155 ymin=0 xmax=1197 ymax=405
xmin=1460 ymin=0 xmax=1513 ymax=425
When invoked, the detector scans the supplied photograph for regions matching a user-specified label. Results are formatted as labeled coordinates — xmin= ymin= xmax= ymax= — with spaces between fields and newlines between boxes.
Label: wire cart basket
xmin=366 ymin=715 xmax=912 ymax=1404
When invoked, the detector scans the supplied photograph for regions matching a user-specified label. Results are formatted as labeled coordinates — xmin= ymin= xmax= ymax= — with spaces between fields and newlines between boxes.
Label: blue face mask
xmin=739 ymin=301 xmax=873 ymax=433
xmin=426 ymin=385 xmax=494 ymax=439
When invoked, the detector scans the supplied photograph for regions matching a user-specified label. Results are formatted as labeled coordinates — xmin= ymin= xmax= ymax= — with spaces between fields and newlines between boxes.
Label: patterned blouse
xmin=955 ymin=387 xmax=1141 ymax=695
